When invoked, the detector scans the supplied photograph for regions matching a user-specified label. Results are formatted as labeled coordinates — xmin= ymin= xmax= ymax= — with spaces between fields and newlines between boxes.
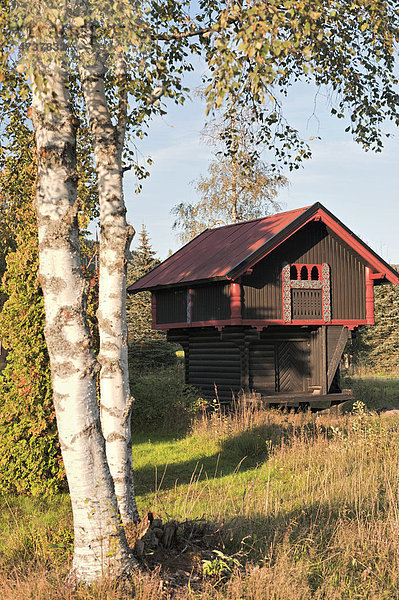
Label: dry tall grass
xmin=2 ymin=396 xmax=399 ymax=599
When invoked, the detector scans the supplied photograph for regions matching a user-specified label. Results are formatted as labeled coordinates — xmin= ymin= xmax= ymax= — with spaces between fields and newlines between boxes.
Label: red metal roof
xmin=128 ymin=206 xmax=310 ymax=290
xmin=128 ymin=203 xmax=399 ymax=291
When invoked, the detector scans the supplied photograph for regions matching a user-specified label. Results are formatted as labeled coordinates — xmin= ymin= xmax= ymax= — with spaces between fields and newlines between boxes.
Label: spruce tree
xmin=352 ymin=277 xmax=399 ymax=372
xmin=126 ymin=225 xmax=161 ymax=343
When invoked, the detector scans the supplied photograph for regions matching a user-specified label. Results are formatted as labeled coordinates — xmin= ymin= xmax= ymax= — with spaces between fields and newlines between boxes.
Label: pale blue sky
xmin=124 ymin=78 xmax=399 ymax=265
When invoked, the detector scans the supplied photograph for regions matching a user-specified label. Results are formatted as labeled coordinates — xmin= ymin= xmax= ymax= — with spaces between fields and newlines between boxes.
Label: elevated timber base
xmin=259 ymin=391 xmax=353 ymax=410
xmin=168 ymin=325 xmax=351 ymax=406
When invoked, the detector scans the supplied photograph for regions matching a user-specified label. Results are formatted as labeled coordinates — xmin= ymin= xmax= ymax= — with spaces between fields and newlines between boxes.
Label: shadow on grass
xmin=218 ymin=498 xmax=395 ymax=597
xmin=134 ymin=422 xmax=299 ymax=494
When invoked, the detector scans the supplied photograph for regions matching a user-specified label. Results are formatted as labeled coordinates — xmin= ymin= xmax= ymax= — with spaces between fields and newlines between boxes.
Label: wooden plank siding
xmin=192 ymin=284 xmax=230 ymax=321
xmin=156 ymin=283 xmax=230 ymax=325
xmin=309 ymin=328 xmax=323 ymax=390
xmin=249 ymin=343 xmax=276 ymax=394
xmin=242 ymin=220 xmax=367 ymax=321
xmin=156 ymin=288 xmax=187 ymax=324
xmin=276 ymin=340 xmax=310 ymax=393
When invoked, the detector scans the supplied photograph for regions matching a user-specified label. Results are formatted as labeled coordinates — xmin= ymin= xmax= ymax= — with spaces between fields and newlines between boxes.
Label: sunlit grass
xmin=2 ymin=386 xmax=399 ymax=598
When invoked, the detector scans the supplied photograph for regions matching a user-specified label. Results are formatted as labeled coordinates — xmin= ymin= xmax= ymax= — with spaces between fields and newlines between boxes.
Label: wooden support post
xmin=365 ymin=267 xmax=375 ymax=325
xmin=230 ymin=282 xmax=242 ymax=325
xmin=327 ymin=326 xmax=349 ymax=391
xmin=321 ymin=325 xmax=328 ymax=395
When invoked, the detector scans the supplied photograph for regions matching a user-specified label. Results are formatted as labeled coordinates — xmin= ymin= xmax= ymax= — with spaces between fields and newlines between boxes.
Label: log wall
xmin=168 ymin=325 xmax=348 ymax=403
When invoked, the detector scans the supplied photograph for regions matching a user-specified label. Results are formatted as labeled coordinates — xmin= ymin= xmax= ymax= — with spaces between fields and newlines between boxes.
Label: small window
xmin=290 ymin=265 xmax=298 ymax=280
xmin=300 ymin=266 xmax=308 ymax=281
xmin=311 ymin=266 xmax=319 ymax=281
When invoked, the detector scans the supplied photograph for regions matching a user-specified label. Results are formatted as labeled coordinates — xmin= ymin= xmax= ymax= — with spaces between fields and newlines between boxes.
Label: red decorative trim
xmin=230 ymin=282 xmax=241 ymax=324
xmin=282 ymin=263 xmax=331 ymax=323
xmin=314 ymin=209 xmax=399 ymax=285
xmin=242 ymin=319 xmax=366 ymax=330
xmin=231 ymin=206 xmax=399 ymax=286
xmin=154 ymin=319 xmax=232 ymax=331
xmin=153 ymin=318 xmax=366 ymax=332
xmin=282 ymin=264 xmax=291 ymax=322
xmin=365 ymin=267 xmax=375 ymax=325
xmin=321 ymin=263 xmax=331 ymax=322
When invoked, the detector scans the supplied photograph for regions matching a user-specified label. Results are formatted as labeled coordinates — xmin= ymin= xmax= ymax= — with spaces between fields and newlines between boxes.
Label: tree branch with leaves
xmin=0 ymin=0 xmax=398 ymax=584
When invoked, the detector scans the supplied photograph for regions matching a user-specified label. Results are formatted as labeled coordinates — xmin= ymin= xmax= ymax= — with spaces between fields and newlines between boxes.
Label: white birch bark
xmin=31 ymin=48 xmax=135 ymax=583
xmin=77 ymin=27 xmax=138 ymax=525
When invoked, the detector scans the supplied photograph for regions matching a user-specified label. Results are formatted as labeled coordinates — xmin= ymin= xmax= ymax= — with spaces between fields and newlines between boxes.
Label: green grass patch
xmin=3 ymin=373 xmax=399 ymax=599
xmin=346 ymin=373 xmax=399 ymax=411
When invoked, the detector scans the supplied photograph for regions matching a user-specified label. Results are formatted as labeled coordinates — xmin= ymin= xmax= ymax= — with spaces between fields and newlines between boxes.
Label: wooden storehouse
xmin=128 ymin=203 xmax=399 ymax=408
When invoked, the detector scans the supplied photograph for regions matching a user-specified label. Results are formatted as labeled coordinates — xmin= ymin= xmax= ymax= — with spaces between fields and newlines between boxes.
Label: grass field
xmin=1 ymin=373 xmax=399 ymax=599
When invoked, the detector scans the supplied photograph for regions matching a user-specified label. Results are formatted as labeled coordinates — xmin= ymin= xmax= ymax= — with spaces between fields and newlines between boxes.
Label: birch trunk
xmin=31 ymin=52 xmax=134 ymax=583
xmin=78 ymin=29 xmax=138 ymax=525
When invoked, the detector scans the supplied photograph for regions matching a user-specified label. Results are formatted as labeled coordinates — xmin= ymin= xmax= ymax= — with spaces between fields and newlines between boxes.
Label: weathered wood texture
xmin=181 ymin=328 xmax=241 ymax=402
xmin=327 ymin=326 xmax=349 ymax=391
xmin=242 ymin=221 xmax=366 ymax=321
xmin=168 ymin=325 xmax=347 ymax=402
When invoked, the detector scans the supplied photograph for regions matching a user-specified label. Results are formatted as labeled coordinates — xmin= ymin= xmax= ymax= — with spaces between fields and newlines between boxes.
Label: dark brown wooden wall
xmin=156 ymin=289 xmax=186 ymax=324
xmin=167 ymin=325 xmax=348 ymax=402
xmin=192 ymin=284 xmax=230 ymax=321
xmin=242 ymin=221 xmax=367 ymax=320
xmin=181 ymin=328 xmax=242 ymax=402
xmin=156 ymin=283 xmax=230 ymax=325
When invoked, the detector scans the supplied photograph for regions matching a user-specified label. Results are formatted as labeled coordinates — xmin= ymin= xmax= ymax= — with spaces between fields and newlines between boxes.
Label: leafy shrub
xmin=202 ymin=549 xmax=242 ymax=580
xmin=0 ymin=179 xmax=65 ymax=496
xmin=130 ymin=364 xmax=200 ymax=431
xmin=128 ymin=339 xmax=179 ymax=374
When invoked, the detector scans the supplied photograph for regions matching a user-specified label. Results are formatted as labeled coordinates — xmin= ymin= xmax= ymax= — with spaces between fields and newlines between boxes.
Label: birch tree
xmin=172 ymin=111 xmax=288 ymax=243
xmin=1 ymin=0 xmax=398 ymax=585
xmin=3 ymin=0 xmax=215 ymax=582
xmin=31 ymin=36 xmax=136 ymax=583
xmin=77 ymin=19 xmax=139 ymax=528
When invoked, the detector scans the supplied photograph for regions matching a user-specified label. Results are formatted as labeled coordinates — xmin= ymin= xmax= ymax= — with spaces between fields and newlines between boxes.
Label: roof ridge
xmin=207 ymin=205 xmax=312 ymax=232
